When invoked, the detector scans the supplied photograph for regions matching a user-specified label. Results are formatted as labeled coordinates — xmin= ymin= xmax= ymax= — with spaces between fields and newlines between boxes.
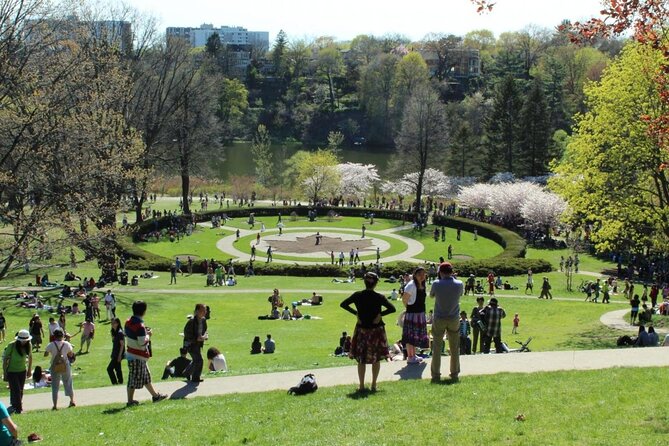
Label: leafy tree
xmin=359 ymin=53 xmax=398 ymax=145
xmin=485 ymin=75 xmax=522 ymax=176
xmin=288 ymin=150 xmax=340 ymax=202
xmin=250 ymin=125 xmax=273 ymax=187
xmin=217 ymin=78 xmax=249 ymax=140
xmin=550 ymin=43 xmax=667 ymax=252
xmin=271 ymin=29 xmax=288 ymax=79
xmin=518 ymin=78 xmax=552 ymax=176
xmin=315 ymin=45 xmax=345 ymax=112
xmin=393 ymin=85 xmax=449 ymax=210
xmin=420 ymin=33 xmax=463 ymax=81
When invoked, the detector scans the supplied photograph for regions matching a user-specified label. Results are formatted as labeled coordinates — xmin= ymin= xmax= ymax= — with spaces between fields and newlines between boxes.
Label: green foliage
xmin=485 ymin=74 xmax=522 ymax=176
xmin=550 ymin=43 xmax=668 ymax=253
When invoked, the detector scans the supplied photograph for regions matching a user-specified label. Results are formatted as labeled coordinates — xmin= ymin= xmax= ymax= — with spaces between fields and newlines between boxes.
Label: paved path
xmin=215 ymin=225 xmax=426 ymax=265
xmin=18 ymin=347 xmax=669 ymax=412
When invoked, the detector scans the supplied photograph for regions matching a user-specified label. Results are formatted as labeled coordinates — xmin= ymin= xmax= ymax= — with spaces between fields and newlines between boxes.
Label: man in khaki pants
xmin=429 ymin=262 xmax=464 ymax=383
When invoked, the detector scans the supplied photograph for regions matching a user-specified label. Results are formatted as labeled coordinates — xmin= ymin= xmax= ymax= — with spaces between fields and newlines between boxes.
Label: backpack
xmin=52 ymin=343 xmax=67 ymax=374
xmin=288 ymin=374 xmax=318 ymax=395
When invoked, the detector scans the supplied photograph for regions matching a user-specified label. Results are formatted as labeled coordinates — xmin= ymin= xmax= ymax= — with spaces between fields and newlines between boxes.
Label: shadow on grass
xmin=346 ymin=388 xmax=384 ymax=400
xmin=102 ymin=406 xmax=130 ymax=415
xmin=170 ymin=382 xmax=200 ymax=399
xmin=393 ymin=362 xmax=427 ymax=380
xmin=556 ymin=326 xmax=626 ymax=350
xmin=431 ymin=377 xmax=460 ymax=386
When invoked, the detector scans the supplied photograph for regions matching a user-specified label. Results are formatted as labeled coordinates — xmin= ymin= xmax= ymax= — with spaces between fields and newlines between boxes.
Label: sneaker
xmin=126 ymin=400 xmax=139 ymax=407
xmin=152 ymin=393 xmax=167 ymax=403
xmin=431 ymin=377 xmax=441 ymax=384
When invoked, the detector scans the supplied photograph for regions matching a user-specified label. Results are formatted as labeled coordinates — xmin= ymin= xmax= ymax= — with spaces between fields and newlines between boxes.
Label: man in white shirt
xmin=104 ymin=290 xmax=116 ymax=320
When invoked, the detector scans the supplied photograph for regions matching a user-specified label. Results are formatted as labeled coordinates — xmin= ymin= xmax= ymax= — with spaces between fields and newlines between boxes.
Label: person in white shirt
xmin=44 ymin=328 xmax=76 ymax=410
xmin=104 ymin=290 xmax=116 ymax=320
xmin=206 ymin=347 xmax=227 ymax=372
xmin=281 ymin=306 xmax=291 ymax=320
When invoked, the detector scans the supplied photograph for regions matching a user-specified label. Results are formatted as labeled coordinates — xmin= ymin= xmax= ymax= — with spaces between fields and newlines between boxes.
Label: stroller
xmin=502 ymin=337 xmax=533 ymax=353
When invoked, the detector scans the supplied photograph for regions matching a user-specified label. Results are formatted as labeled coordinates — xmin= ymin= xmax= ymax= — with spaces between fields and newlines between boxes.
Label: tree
xmin=393 ymin=85 xmax=449 ymax=210
xmin=420 ymin=33 xmax=463 ymax=81
xmin=337 ymin=163 xmax=380 ymax=197
xmin=518 ymin=78 xmax=552 ymax=176
xmin=485 ymin=75 xmax=522 ymax=176
xmin=315 ymin=45 xmax=345 ymax=112
xmin=271 ymin=29 xmax=288 ymax=79
xmin=126 ymin=37 xmax=199 ymax=222
xmin=217 ymin=78 xmax=249 ymax=141
xmin=392 ymin=52 xmax=429 ymax=116
xmin=296 ymin=150 xmax=340 ymax=203
xmin=0 ymin=1 xmax=144 ymax=277
xmin=550 ymin=43 xmax=667 ymax=252
xmin=520 ymin=191 xmax=568 ymax=236
xmin=251 ymin=125 xmax=273 ymax=187
xmin=359 ymin=53 xmax=398 ymax=145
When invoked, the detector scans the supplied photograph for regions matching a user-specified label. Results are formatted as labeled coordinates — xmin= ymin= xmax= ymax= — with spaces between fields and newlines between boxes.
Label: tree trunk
xmin=181 ymin=173 xmax=191 ymax=215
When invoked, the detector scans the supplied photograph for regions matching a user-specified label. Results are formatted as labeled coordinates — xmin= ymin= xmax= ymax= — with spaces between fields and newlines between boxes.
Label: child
xmin=459 ymin=311 xmax=471 ymax=355
xmin=512 ymin=313 xmax=520 ymax=334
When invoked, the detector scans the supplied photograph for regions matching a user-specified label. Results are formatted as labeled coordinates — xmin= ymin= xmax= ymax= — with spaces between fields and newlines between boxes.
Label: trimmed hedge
xmin=132 ymin=206 xmax=417 ymax=240
xmin=122 ymin=208 xmax=548 ymax=277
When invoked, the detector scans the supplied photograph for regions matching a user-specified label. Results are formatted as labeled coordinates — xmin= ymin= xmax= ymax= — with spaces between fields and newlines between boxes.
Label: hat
xmin=438 ymin=262 xmax=453 ymax=274
xmin=53 ymin=328 xmax=64 ymax=337
xmin=489 ymin=297 xmax=498 ymax=305
xmin=16 ymin=329 xmax=32 ymax=341
xmin=363 ymin=272 xmax=379 ymax=283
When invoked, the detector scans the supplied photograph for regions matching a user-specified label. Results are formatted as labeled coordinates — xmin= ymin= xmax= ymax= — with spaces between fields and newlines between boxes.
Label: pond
xmin=211 ymin=141 xmax=394 ymax=180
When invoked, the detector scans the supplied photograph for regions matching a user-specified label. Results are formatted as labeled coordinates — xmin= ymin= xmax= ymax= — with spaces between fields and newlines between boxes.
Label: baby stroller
xmin=502 ymin=337 xmax=532 ymax=353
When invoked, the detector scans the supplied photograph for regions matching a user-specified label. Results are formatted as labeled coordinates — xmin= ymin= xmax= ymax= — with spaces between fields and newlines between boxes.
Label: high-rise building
xmin=166 ymin=24 xmax=269 ymax=52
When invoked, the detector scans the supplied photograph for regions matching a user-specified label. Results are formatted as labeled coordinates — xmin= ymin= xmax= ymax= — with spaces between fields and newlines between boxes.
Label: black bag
xmin=288 ymin=373 xmax=318 ymax=395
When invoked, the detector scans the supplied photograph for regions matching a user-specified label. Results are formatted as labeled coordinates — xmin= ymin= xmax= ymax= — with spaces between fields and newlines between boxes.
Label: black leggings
xmin=107 ymin=358 xmax=123 ymax=384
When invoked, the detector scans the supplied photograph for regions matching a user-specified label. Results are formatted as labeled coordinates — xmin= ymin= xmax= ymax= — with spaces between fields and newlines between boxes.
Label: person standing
xmin=512 ymin=313 xmax=520 ymax=334
xmin=2 ymin=330 xmax=32 ymax=414
xmin=470 ymin=296 xmax=485 ymax=354
xmin=429 ymin=262 xmax=463 ymax=383
xmin=183 ymin=303 xmax=208 ymax=384
xmin=361 ymin=224 xmax=366 ymax=238
xmin=28 ymin=314 xmax=44 ymax=352
xmin=539 ymin=277 xmax=553 ymax=299
xmin=78 ymin=319 xmax=95 ymax=354
xmin=525 ymin=269 xmax=533 ymax=294
xmin=169 ymin=263 xmax=177 ymax=285
xmin=124 ymin=301 xmax=167 ymax=407
xmin=266 ymin=245 xmax=273 ymax=263
xmin=602 ymin=279 xmax=610 ymax=304
xmin=480 ymin=298 xmax=506 ymax=354
xmin=340 ymin=272 xmax=396 ymax=392
xmin=107 ymin=318 xmax=124 ymax=385
xmin=104 ymin=290 xmax=116 ymax=320
xmin=0 ymin=312 xmax=6 ymax=343
xmin=401 ymin=267 xmax=430 ymax=364
xmin=43 ymin=328 xmax=75 ymax=410
xmin=487 ymin=271 xmax=495 ymax=296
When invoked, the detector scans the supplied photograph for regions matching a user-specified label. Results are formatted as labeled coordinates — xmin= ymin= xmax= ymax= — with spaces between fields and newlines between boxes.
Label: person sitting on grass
xmin=281 ymin=306 xmax=291 ymax=320
xmin=264 ymin=334 xmax=275 ymax=354
xmin=310 ymin=292 xmax=323 ymax=305
xmin=161 ymin=347 xmax=192 ymax=380
xmin=207 ymin=347 xmax=228 ymax=372
xmin=250 ymin=336 xmax=262 ymax=354
xmin=206 ymin=267 xmax=215 ymax=287
xmin=647 ymin=326 xmax=659 ymax=346
xmin=32 ymin=365 xmax=51 ymax=388
xmin=634 ymin=325 xmax=651 ymax=347
xmin=292 ymin=305 xmax=303 ymax=319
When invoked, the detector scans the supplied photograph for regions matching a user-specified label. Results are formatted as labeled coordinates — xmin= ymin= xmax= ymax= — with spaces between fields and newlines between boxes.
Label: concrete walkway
xmin=215 ymin=224 xmax=426 ymax=265
xmin=18 ymin=347 xmax=669 ymax=412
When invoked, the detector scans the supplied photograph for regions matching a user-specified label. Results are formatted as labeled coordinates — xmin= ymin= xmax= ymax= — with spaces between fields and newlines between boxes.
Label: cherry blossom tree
xmin=521 ymin=190 xmax=568 ymax=233
xmin=337 ymin=162 xmax=380 ymax=197
xmin=457 ymin=183 xmax=495 ymax=210
xmin=390 ymin=168 xmax=451 ymax=199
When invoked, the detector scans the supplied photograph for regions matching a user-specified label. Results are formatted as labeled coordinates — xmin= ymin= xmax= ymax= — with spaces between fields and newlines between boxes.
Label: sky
xmin=124 ymin=0 xmax=607 ymax=42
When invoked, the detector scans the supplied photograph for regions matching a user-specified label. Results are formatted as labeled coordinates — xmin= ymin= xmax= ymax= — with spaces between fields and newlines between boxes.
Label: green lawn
xmin=0 ymin=279 xmax=629 ymax=396
xmin=136 ymin=227 xmax=233 ymax=261
xmin=13 ymin=367 xmax=669 ymax=445
xmin=221 ymin=215 xmax=404 ymax=231
xmin=397 ymin=225 xmax=504 ymax=263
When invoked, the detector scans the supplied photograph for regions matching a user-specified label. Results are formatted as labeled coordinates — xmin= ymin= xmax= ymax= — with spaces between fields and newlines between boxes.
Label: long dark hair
xmin=14 ymin=339 xmax=31 ymax=356
xmin=413 ymin=267 xmax=426 ymax=289
xmin=110 ymin=318 xmax=122 ymax=337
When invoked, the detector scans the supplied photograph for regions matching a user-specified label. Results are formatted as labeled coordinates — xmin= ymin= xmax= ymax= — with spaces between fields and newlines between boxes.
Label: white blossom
xmin=521 ymin=190 xmax=568 ymax=230
xmin=337 ymin=163 xmax=380 ymax=196
xmin=489 ymin=172 xmax=516 ymax=184
xmin=395 ymin=168 xmax=451 ymax=198
xmin=457 ymin=183 xmax=495 ymax=210
xmin=488 ymin=181 xmax=544 ymax=219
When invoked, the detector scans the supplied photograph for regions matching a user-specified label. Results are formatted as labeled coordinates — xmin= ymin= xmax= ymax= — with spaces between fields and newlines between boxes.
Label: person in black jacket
xmin=340 ymin=272 xmax=396 ymax=392
xmin=183 ymin=303 xmax=208 ymax=384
